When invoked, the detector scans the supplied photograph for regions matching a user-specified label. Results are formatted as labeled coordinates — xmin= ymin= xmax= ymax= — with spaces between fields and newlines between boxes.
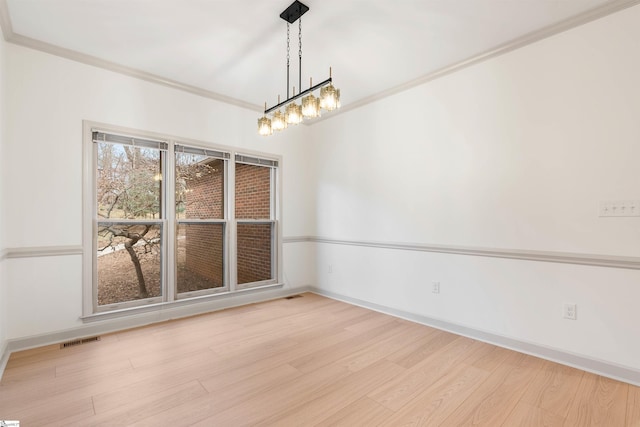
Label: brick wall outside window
xmin=235 ymin=163 xmax=272 ymax=284
xmin=181 ymin=160 xmax=273 ymax=287
xmin=180 ymin=159 xmax=224 ymax=288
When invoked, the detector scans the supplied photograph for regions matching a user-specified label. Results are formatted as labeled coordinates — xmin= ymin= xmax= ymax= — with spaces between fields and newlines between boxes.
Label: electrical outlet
xmin=563 ymin=303 xmax=577 ymax=320
xmin=432 ymin=282 xmax=440 ymax=294
xmin=328 ymin=264 xmax=333 ymax=274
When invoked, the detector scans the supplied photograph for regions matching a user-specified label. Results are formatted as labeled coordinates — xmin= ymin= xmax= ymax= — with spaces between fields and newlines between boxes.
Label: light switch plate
xmin=599 ymin=200 xmax=640 ymax=217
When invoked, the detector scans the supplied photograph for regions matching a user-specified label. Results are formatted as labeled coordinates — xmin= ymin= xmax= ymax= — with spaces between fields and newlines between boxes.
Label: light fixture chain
xmin=298 ymin=18 xmax=302 ymax=60
xmin=287 ymin=22 xmax=290 ymax=99
xmin=259 ymin=2 xmax=342 ymax=135
xmin=298 ymin=17 xmax=302 ymax=91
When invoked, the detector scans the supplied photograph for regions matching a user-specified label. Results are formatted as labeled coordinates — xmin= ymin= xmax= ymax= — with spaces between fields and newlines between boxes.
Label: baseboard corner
xmin=308 ymin=287 xmax=640 ymax=387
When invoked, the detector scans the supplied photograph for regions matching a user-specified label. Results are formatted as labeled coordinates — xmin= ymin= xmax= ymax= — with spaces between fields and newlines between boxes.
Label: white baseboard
xmin=309 ymin=287 xmax=640 ymax=387
xmin=4 ymin=284 xmax=638 ymax=387
xmin=0 ymin=339 xmax=9 ymax=379
xmin=0 ymin=285 xmax=311 ymax=380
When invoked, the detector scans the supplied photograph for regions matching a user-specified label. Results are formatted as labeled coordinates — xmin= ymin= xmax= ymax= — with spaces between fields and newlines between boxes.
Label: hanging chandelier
xmin=258 ymin=0 xmax=341 ymax=136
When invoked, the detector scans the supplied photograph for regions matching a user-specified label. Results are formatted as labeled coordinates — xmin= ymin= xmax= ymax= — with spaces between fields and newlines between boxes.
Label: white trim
xmin=0 ymin=339 xmax=9 ymax=380
xmin=309 ymin=0 xmax=640 ymax=124
xmin=310 ymin=288 xmax=640 ymax=387
xmin=0 ymin=285 xmax=308 ymax=380
xmin=2 ymin=0 xmax=639 ymax=118
xmin=5 ymin=237 xmax=640 ymax=271
xmin=307 ymin=236 xmax=640 ymax=270
xmin=5 ymin=245 xmax=82 ymax=259
xmin=0 ymin=0 xmax=11 ymax=41
xmin=82 ymin=282 xmax=284 ymax=323
xmin=0 ymin=26 xmax=261 ymax=112
xmin=81 ymin=121 xmax=284 ymax=317
xmin=282 ymin=236 xmax=314 ymax=243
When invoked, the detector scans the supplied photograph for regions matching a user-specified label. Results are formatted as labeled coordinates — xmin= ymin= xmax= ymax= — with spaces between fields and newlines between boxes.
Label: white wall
xmin=3 ymin=43 xmax=316 ymax=339
xmin=312 ymin=5 xmax=640 ymax=371
xmin=0 ymin=33 xmax=8 ymax=356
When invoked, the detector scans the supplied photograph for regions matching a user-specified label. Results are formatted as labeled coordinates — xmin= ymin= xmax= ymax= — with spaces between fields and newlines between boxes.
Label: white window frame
xmin=234 ymin=154 xmax=279 ymax=290
xmin=82 ymin=121 xmax=282 ymax=319
xmin=174 ymin=144 xmax=230 ymax=299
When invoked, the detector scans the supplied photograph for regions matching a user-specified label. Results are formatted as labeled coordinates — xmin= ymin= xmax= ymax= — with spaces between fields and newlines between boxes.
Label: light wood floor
xmin=1 ymin=293 xmax=638 ymax=426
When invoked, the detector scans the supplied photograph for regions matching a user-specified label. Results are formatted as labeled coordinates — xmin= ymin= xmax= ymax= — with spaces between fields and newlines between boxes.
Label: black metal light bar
xmin=264 ymin=77 xmax=331 ymax=114
xmin=280 ymin=0 xmax=309 ymax=23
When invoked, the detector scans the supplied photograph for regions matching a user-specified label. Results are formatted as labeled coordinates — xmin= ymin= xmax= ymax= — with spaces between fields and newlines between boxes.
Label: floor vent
xmin=285 ymin=294 xmax=303 ymax=300
xmin=60 ymin=336 xmax=101 ymax=349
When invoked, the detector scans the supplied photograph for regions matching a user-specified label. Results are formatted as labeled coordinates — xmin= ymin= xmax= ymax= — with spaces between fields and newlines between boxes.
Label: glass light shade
xmin=285 ymin=102 xmax=303 ymax=125
xmin=271 ymin=110 xmax=287 ymax=131
xmin=302 ymin=93 xmax=321 ymax=118
xmin=320 ymin=84 xmax=339 ymax=111
xmin=257 ymin=116 xmax=272 ymax=136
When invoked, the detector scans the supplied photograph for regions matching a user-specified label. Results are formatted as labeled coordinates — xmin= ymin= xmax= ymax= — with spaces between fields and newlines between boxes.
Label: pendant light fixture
xmin=257 ymin=102 xmax=273 ymax=136
xmin=258 ymin=0 xmax=341 ymax=136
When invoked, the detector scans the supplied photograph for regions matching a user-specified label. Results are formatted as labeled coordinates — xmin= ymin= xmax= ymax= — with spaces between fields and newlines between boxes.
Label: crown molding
xmin=1 ymin=0 xmax=639 ymax=121
xmin=0 ymin=0 xmax=11 ymax=41
xmin=0 ymin=0 xmax=261 ymax=113
xmin=8 ymin=33 xmax=263 ymax=112
xmin=312 ymin=0 xmax=640 ymax=123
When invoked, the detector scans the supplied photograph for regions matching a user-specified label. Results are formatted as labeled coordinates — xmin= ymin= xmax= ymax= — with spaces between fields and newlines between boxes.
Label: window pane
xmin=237 ymin=223 xmax=273 ymax=284
xmin=176 ymin=154 xmax=224 ymax=220
xmin=97 ymin=142 xmax=162 ymax=220
xmin=97 ymin=223 xmax=162 ymax=306
xmin=176 ymin=223 xmax=224 ymax=293
xmin=235 ymin=163 xmax=271 ymax=219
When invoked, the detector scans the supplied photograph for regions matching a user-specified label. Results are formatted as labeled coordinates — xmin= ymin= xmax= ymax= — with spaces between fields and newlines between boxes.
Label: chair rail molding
xmin=287 ymin=235 xmax=640 ymax=270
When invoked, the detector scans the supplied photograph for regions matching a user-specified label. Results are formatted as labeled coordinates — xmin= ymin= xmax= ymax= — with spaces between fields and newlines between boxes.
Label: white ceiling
xmin=2 ymin=0 xmax=632 ymax=113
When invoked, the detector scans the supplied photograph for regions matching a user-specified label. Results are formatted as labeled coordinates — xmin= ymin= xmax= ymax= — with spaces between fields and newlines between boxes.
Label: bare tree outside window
xmin=96 ymin=142 xmax=163 ymax=306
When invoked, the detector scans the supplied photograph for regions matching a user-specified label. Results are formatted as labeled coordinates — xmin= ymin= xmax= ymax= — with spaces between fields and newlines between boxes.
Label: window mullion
xmin=228 ymin=158 xmax=237 ymax=292
xmin=165 ymin=143 xmax=176 ymax=303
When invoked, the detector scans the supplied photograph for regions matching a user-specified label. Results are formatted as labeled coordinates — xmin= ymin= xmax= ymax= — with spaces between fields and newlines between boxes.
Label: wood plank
xmin=368 ymin=336 xmax=479 ymax=411
xmin=628 ymin=385 xmax=640 ymax=427
xmin=337 ymin=322 xmax=433 ymax=373
xmin=135 ymin=363 xmax=350 ymax=426
xmin=288 ymin=319 xmax=405 ymax=373
xmin=379 ymin=363 xmax=489 ymax=426
xmin=501 ymin=401 xmax=566 ymax=426
xmin=0 ymin=294 xmax=634 ymax=426
xmin=462 ymin=341 xmax=512 ymax=373
xmin=4 ymin=395 xmax=94 ymax=426
xmin=385 ymin=327 xmax=456 ymax=369
xmin=565 ymin=372 xmax=628 ymax=426
xmin=520 ymin=361 xmax=584 ymax=418
xmin=68 ymin=380 xmax=208 ymax=426
xmin=254 ymin=360 xmax=405 ymax=426
xmin=314 ymin=397 xmax=394 ymax=427
xmin=440 ymin=352 xmax=547 ymax=426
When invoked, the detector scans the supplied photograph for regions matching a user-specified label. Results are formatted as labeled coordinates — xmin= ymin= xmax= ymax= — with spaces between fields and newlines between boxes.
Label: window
xmin=235 ymin=155 xmax=278 ymax=289
xmin=83 ymin=123 xmax=280 ymax=316
xmin=94 ymin=132 xmax=166 ymax=310
xmin=175 ymin=145 xmax=228 ymax=297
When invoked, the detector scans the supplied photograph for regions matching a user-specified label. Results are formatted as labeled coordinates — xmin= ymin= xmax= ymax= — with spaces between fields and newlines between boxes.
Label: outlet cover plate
xmin=563 ymin=303 xmax=577 ymax=320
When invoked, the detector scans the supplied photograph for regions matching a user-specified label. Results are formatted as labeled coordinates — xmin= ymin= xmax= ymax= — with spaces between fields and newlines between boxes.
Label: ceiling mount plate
xmin=280 ymin=1 xmax=309 ymax=24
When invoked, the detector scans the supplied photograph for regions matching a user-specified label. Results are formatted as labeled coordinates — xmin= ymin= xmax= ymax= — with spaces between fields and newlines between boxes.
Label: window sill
xmin=81 ymin=283 xmax=284 ymax=323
